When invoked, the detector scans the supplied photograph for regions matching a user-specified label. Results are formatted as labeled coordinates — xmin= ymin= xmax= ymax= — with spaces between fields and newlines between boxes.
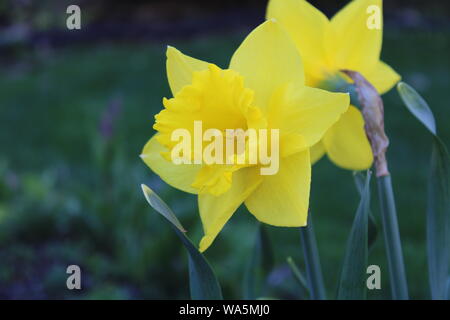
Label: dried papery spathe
xmin=342 ymin=70 xmax=389 ymax=177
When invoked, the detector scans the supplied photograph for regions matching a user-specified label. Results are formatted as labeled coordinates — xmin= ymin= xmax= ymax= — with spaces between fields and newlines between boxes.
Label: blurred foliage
xmin=0 ymin=12 xmax=449 ymax=298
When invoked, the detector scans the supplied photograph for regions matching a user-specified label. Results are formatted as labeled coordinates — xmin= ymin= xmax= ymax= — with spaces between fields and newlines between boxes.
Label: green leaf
xmin=141 ymin=184 xmax=223 ymax=300
xmin=397 ymin=82 xmax=436 ymax=135
xmin=243 ymin=223 xmax=274 ymax=299
xmin=447 ymin=277 xmax=450 ymax=300
xmin=353 ymin=172 xmax=378 ymax=250
xmin=397 ymin=82 xmax=450 ymax=300
xmin=377 ymin=175 xmax=409 ymax=299
xmin=299 ymin=216 xmax=327 ymax=300
xmin=286 ymin=257 xmax=309 ymax=299
xmin=426 ymin=138 xmax=450 ymax=299
xmin=337 ymin=171 xmax=371 ymax=300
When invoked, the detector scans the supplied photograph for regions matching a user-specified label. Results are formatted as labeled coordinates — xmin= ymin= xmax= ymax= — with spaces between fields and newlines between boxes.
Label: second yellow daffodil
xmin=141 ymin=20 xmax=349 ymax=251
xmin=267 ymin=0 xmax=401 ymax=170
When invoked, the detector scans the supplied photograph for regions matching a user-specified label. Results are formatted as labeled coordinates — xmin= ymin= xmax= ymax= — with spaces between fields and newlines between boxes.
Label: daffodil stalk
xmin=299 ymin=215 xmax=327 ymax=300
xmin=344 ymin=70 xmax=409 ymax=300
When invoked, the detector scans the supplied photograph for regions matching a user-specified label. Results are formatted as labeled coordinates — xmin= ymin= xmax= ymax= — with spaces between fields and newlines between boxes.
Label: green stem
xmin=299 ymin=215 xmax=327 ymax=300
xmin=377 ymin=175 xmax=409 ymax=300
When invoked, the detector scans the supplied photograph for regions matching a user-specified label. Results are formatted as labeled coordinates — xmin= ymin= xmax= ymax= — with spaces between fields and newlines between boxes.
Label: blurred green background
xmin=0 ymin=0 xmax=449 ymax=299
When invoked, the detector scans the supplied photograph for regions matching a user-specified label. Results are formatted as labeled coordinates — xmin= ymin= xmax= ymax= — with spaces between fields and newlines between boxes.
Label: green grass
xmin=0 ymin=29 xmax=449 ymax=299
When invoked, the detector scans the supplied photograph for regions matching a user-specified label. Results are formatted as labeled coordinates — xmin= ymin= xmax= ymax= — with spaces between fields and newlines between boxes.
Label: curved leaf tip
xmin=140 ymin=184 xmax=186 ymax=233
xmin=397 ymin=82 xmax=437 ymax=135
xmin=140 ymin=184 xmax=223 ymax=300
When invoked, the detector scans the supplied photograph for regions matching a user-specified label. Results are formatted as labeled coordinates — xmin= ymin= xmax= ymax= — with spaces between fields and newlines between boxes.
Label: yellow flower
xmin=141 ymin=20 xmax=349 ymax=251
xmin=267 ymin=0 xmax=401 ymax=170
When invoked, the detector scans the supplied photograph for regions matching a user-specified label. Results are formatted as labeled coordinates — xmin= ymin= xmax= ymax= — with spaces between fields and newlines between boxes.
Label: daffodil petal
xmin=229 ymin=19 xmax=304 ymax=110
xmin=140 ymin=134 xmax=201 ymax=194
xmin=166 ymin=46 xmax=209 ymax=96
xmin=365 ymin=60 xmax=401 ymax=94
xmin=310 ymin=142 xmax=326 ymax=165
xmin=266 ymin=0 xmax=331 ymax=83
xmin=322 ymin=106 xmax=373 ymax=170
xmin=330 ymin=0 xmax=382 ymax=73
xmin=198 ymin=167 xmax=263 ymax=252
xmin=279 ymin=133 xmax=307 ymax=158
xmin=245 ymin=150 xmax=310 ymax=226
xmin=267 ymin=84 xmax=349 ymax=149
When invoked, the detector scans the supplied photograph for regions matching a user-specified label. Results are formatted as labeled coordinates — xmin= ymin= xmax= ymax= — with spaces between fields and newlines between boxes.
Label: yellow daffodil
xmin=267 ymin=0 xmax=401 ymax=170
xmin=141 ymin=20 xmax=349 ymax=251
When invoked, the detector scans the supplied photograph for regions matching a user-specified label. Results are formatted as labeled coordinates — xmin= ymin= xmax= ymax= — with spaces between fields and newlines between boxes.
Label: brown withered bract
xmin=341 ymin=70 xmax=390 ymax=177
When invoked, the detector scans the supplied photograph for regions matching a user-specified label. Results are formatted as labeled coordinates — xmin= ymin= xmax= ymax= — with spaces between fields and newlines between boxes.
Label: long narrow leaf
xmin=287 ymin=257 xmax=310 ymax=299
xmin=397 ymin=82 xmax=450 ymax=299
xmin=377 ymin=175 xmax=409 ymax=299
xmin=353 ymin=171 xmax=378 ymax=250
xmin=299 ymin=216 xmax=327 ymax=300
xmin=337 ymin=171 xmax=372 ymax=300
xmin=447 ymin=277 xmax=450 ymax=300
xmin=427 ymin=140 xmax=450 ymax=299
xmin=141 ymin=184 xmax=223 ymax=300
xmin=243 ymin=223 xmax=274 ymax=299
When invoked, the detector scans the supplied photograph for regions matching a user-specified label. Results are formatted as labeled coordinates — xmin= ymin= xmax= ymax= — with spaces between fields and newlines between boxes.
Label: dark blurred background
xmin=0 ymin=0 xmax=449 ymax=299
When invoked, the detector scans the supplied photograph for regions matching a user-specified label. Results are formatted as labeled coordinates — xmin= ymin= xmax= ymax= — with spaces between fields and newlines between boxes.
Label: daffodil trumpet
xmin=168 ymin=120 xmax=280 ymax=176
xmin=141 ymin=19 xmax=350 ymax=252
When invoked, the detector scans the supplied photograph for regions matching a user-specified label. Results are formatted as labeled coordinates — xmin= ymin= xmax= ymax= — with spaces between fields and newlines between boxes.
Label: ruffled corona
xmin=153 ymin=64 xmax=268 ymax=196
